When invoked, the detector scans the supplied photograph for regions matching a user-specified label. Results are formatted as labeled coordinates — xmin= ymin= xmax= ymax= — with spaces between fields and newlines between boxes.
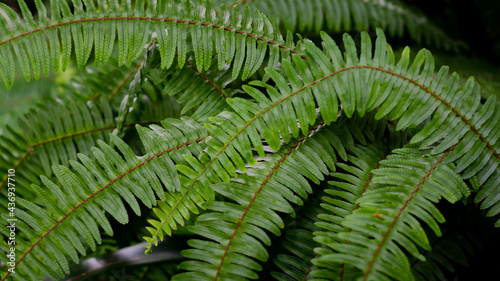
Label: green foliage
xmin=0 ymin=0 xmax=499 ymax=280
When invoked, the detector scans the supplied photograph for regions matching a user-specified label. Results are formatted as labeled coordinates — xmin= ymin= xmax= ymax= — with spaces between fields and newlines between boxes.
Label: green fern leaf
xmin=173 ymin=122 xmax=344 ymax=280
xmin=314 ymin=146 xmax=470 ymax=281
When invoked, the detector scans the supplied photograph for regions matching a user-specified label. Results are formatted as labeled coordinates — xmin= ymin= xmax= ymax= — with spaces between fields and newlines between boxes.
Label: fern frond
xmin=0 ymin=99 xmax=114 ymax=204
xmin=214 ymin=0 xmax=465 ymax=51
xmin=201 ymin=28 xmax=499 ymax=224
xmin=314 ymin=146 xmax=470 ymax=281
xmin=0 ymin=118 xmax=206 ymax=280
xmin=0 ymin=0 xmax=304 ymax=92
xmin=172 ymin=121 xmax=345 ymax=280
xmin=65 ymin=56 xmax=143 ymax=101
xmin=270 ymin=115 xmax=404 ymax=281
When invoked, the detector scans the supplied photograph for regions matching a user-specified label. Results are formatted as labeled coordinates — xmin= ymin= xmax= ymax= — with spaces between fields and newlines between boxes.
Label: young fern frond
xmin=0 ymin=118 xmax=206 ymax=281
xmin=0 ymin=0 xmax=304 ymax=92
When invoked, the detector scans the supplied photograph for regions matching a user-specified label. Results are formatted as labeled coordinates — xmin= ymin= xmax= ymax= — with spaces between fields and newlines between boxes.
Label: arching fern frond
xmin=271 ymin=115 xmax=405 ymax=281
xmin=314 ymin=146 xmax=470 ymax=281
xmin=0 ymin=117 xmax=206 ymax=280
xmin=0 ymin=0 xmax=304 ymax=92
